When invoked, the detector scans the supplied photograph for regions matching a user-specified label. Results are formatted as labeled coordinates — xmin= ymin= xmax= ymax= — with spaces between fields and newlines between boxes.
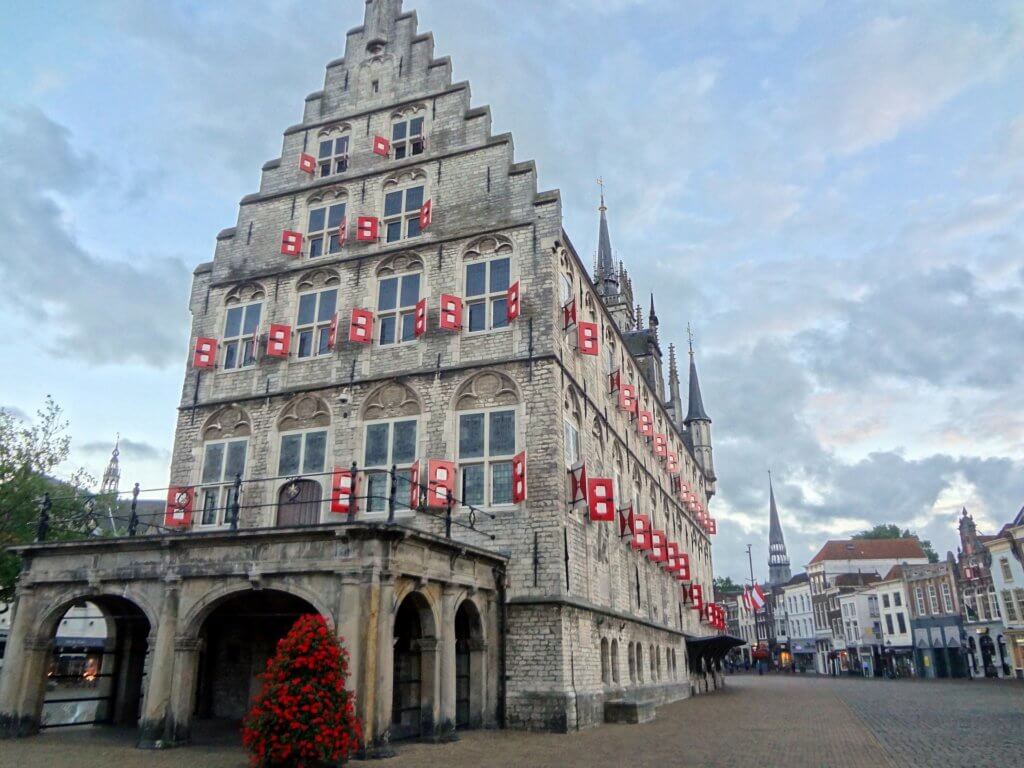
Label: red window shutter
xmin=653 ymin=433 xmax=668 ymax=458
xmin=631 ymin=514 xmax=652 ymax=551
xmin=281 ymin=230 xmax=303 ymax=256
xmin=562 ymin=299 xmax=577 ymax=330
xmin=298 ymin=152 xmax=316 ymax=174
xmin=512 ymin=451 xmax=527 ymax=503
xmin=618 ymin=383 xmax=637 ymax=414
xmin=680 ymin=480 xmax=691 ymax=494
xmin=419 ymin=199 xmax=432 ymax=230
xmin=617 ymin=504 xmax=634 ymax=538
xmin=568 ymin=464 xmax=587 ymax=505
xmin=338 ymin=220 xmax=348 ymax=246
xmin=439 ymin=294 xmax=463 ymax=330
xmin=677 ymin=553 xmax=691 ymax=582
xmin=637 ymin=410 xmax=654 ymax=437
xmin=193 ymin=337 xmax=217 ymax=369
xmin=414 ymin=298 xmax=427 ymax=337
xmin=506 ymin=280 xmax=521 ymax=322
xmin=330 ymin=468 xmax=357 ymax=515
xmin=586 ymin=477 xmax=614 ymax=522
xmin=608 ymin=369 xmax=620 ymax=394
xmin=667 ymin=452 xmax=679 ymax=473
xmin=648 ymin=530 xmax=668 ymax=563
xmin=372 ymin=135 xmax=391 ymax=157
xmin=666 ymin=542 xmax=680 ymax=572
xmin=356 ymin=216 xmax=379 ymax=241
xmin=409 ymin=460 xmax=421 ymax=510
xmin=327 ymin=313 xmax=339 ymax=349
xmin=690 ymin=584 xmax=703 ymax=612
xmin=707 ymin=517 xmax=717 ymax=535
xmin=426 ymin=459 xmax=456 ymax=508
xmin=266 ymin=324 xmax=291 ymax=358
xmin=164 ymin=486 xmax=194 ymax=527
xmin=349 ymin=308 xmax=374 ymax=344
xmin=577 ymin=321 xmax=599 ymax=355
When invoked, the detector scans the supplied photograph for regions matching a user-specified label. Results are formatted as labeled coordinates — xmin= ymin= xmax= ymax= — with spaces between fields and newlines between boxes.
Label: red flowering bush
xmin=242 ymin=614 xmax=362 ymax=767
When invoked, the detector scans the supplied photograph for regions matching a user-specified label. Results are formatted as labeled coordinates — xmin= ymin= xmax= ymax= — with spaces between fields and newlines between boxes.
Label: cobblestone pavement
xmin=2 ymin=675 xmax=1021 ymax=768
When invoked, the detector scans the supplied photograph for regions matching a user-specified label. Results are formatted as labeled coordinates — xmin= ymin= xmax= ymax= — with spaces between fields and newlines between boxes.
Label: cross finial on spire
xmin=597 ymin=177 xmax=606 ymax=210
xmin=687 ymin=322 xmax=695 ymax=356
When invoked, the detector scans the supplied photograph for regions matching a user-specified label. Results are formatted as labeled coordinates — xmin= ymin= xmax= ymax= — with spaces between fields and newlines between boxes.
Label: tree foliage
xmin=0 ymin=397 xmax=94 ymax=602
xmin=242 ymin=614 xmax=362 ymax=767
xmin=852 ymin=523 xmax=939 ymax=563
xmin=714 ymin=575 xmax=742 ymax=593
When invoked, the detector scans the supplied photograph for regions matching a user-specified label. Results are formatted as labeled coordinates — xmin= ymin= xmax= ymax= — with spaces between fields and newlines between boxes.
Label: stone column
xmin=373 ymin=574 xmax=396 ymax=747
xmin=167 ymin=637 xmax=202 ymax=745
xmin=10 ymin=637 xmax=54 ymax=736
xmin=335 ymin=573 xmax=364 ymax=715
xmin=0 ymin=592 xmax=43 ymax=737
xmin=437 ymin=585 xmax=457 ymax=735
xmin=138 ymin=581 xmax=179 ymax=749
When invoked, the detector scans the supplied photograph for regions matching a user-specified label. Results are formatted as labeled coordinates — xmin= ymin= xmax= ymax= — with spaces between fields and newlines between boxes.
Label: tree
xmin=852 ymin=523 xmax=939 ymax=563
xmin=714 ymin=575 xmax=742 ymax=593
xmin=0 ymin=398 xmax=94 ymax=603
xmin=242 ymin=614 xmax=362 ymax=767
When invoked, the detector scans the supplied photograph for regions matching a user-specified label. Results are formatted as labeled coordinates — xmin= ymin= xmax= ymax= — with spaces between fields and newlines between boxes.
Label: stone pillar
xmin=335 ymin=573 xmax=364 ymax=715
xmin=0 ymin=592 xmax=43 ymax=737
xmin=9 ymin=637 xmax=54 ymax=736
xmin=373 ymin=574 xmax=396 ymax=747
xmin=167 ymin=637 xmax=202 ymax=745
xmin=438 ymin=585 xmax=457 ymax=735
xmin=138 ymin=581 xmax=180 ymax=749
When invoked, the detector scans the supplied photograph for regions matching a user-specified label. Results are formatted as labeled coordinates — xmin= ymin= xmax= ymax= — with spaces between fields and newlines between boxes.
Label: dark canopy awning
xmin=686 ymin=634 xmax=746 ymax=672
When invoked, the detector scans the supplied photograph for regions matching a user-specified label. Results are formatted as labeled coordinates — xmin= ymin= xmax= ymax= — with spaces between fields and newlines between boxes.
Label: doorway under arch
xmin=454 ymin=599 xmax=485 ymax=729
xmin=391 ymin=592 xmax=437 ymax=740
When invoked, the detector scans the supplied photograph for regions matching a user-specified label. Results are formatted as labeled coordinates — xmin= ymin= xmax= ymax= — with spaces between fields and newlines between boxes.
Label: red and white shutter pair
xmin=193 ymin=337 xmax=218 ymax=369
xmin=426 ymin=459 xmax=456 ymax=508
xmin=587 ymin=477 xmax=614 ymax=522
xmin=653 ymin=433 xmax=668 ymax=458
xmin=707 ymin=517 xmax=717 ymax=535
xmin=690 ymin=584 xmax=704 ymax=612
xmin=164 ymin=486 xmax=194 ymax=527
xmin=506 ymin=281 xmax=521 ymax=322
xmin=356 ymin=216 xmax=379 ymax=241
xmin=618 ymin=384 xmax=637 ymax=415
xmin=562 ymin=299 xmax=577 ymax=330
xmin=349 ymin=308 xmax=374 ymax=344
xmin=281 ymin=230 xmax=303 ymax=256
xmin=512 ymin=451 xmax=527 ymax=503
xmin=665 ymin=542 xmax=681 ymax=572
xmin=439 ymin=294 xmax=463 ymax=331
xmin=630 ymin=514 xmax=652 ymax=551
xmin=676 ymin=552 xmax=691 ymax=582
xmin=568 ymin=464 xmax=587 ymax=505
xmin=298 ymin=153 xmax=316 ymax=174
xmin=648 ymin=530 xmax=668 ymax=563
xmin=577 ymin=322 xmax=599 ymax=355
xmin=330 ymin=468 xmax=358 ymax=515
xmin=267 ymin=324 xmax=291 ymax=358
xmin=372 ymin=135 xmax=391 ymax=157
xmin=636 ymin=410 xmax=654 ymax=437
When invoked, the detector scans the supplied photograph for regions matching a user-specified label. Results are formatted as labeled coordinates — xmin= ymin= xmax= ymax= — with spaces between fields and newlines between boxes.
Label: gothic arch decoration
xmin=277 ymin=394 xmax=332 ymax=431
xmin=563 ymin=386 xmax=582 ymax=425
xmin=296 ymin=267 xmax=341 ymax=292
xmin=463 ymin=234 xmax=514 ymax=262
xmin=361 ymin=381 xmax=422 ymax=420
xmin=225 ymin=281 xmax=266 ymax=305
xmin=306 ymin=186 xmax=349 ymax=207
xmin=383 ymin=167 xmax=428 ymax=192
xmin=376 ymin=251 xmax=424 ymax=277
xmin=202 ymin=404 xmax=252 ymax=440
xmin=591 ymin=414 xmax=604 ymax=443
xmin=453 ymin=370 xmax=520 ymax=411
xmin=390 ymin=103 xmax=428 ymax=122
xmin=316 ymin=121 xmax=352 ymax=140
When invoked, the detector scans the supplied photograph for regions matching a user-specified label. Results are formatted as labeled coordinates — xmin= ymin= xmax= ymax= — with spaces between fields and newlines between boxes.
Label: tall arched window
xmin=463 ymin=236 xmax=514 ymax=333
xmin=305 ymin=190 xmax=348 ymax=258
xmin=600 ymin=638 xmax=610 ymax=686
xmin=361 ymin=382 xmax=421 ymax=514
xmin=294 ymin=269 xmax=340 ymax=359
xmin=390 ymin=106 xmax=427 ymax=159
xmin=197 ymin=406 xmax=251 ymax=527
xmin=563 ymin=389 xmax=582 ymax=470
xmin=375 ymin=253 xmax=423 ymax=345
xmin=221 ymin=283 xmax=264 ymax=371
xmin=611 ymin=639 xmax=620 ymax=684
xmin=382 ymin=170 xmax=427 ymax=243
xmin=316 ymin=124 xmax=351 ymax=178
xmin=275 ymin=395 xmax=332 ymax=527
xmin=454 ymin=371 xmax=520 ymax=507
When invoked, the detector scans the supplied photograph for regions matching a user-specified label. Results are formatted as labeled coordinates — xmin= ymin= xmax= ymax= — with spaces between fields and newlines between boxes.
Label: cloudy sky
xmin=2 ymin=0 xmax=1022 ymax=583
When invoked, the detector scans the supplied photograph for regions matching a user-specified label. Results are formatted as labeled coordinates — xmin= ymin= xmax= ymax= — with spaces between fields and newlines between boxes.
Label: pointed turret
xmin=768 ymin=472 xmax=791 ymax=586
xmin=99 ymin=435 xmax=121 ymax=496
xmin=667 ymin=343 xmax=683 ymax=426
xmin=648 ymin=294 xmax=659 ymax=341
xmin=685 ymin=328 xmax=715 ymax=493
xmin=592 ymin=184 xmax=634 ymax=331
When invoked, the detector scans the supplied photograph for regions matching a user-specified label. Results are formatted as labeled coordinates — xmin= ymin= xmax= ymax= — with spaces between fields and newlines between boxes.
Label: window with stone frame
xmin=198 ymin=438 xmax=248 ymax=526
xmin=563 ymin=390 xmax=582 ymax=469
xmin=465 ymin=255 xmax=510 ymax=333
xmin=306 ymin=198 xmax=347 ymax=258
xmin=914 ymin=587 xmax=926 ymax=616
xmin=1014 ymin=588 xmax=1024 ymax=620
xmin=377 ymin=270 xmax=421 ymax=345
xmin=382 ymin=177 xmax=425 ymax=243
xmin=1001 ymin=590 xmax=1018 ymax=622
xmin=988 ymin=586 xmax=1001 ymax=618
xmin=893 ymin=591 xmax=902 ymax=607
xmin=927 ymin=583 xmax=940 ymax=614
xmin=458 ymin=408 xmax=515 ymax=507
xmin=896 ymin=612 xmax=907 ymax=633
xmin=316 ymin=126 xmax=350 ymax=178
xmin=390 ymin=109 xmax=426 ymax=159
xmin=1000 ymin=557 xmax=1014 ymax=581
xmin=277 ymin=428 xmax=328 ymax=477
xmin=222 ymin=300 xmax=262 ymax=370
xmin=362 ymin=417 xmax=418 ymax=513
xmin=885 ymin=614 xmax=894 ymax=634
xmin=295 ymin=287 xmax=338 ymax=359
xmin=941 ymin=582 xmax=954 ymax=613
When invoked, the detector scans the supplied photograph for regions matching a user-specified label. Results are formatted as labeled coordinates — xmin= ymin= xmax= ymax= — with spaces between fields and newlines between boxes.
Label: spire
xmin=595 ymin=179 xmax=617 ymax=294
xmin=668 ymin=343 xmax=683 ymax=424
xmin=768 ymin=471 xmax=792 ymax=586
xmin=648 ymin=293 xmax=659 ymax=329
xmin=684 ymin=326 xmax=709 ymax=423
xmin=99 ymin=434 xmax=121 ymax=496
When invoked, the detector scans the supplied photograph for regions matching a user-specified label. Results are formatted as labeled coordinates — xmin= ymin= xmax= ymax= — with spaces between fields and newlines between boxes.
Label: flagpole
xmin=746 ymin=543 xmax=755 ymax=587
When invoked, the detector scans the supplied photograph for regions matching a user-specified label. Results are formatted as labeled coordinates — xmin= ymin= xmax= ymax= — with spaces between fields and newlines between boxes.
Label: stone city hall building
xmin=0 ymin=0 xmax=729 ymax=750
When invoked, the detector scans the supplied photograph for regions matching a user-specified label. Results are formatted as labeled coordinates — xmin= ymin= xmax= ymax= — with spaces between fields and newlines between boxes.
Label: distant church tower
xmin=768 ymin=473 xmax=791 ymax=586
xmin=100 ymin=435 xmax=121 ymax=496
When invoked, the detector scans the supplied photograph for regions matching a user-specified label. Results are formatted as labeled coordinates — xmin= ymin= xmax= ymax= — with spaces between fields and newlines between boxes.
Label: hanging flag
xmin=751 ymin=583 xmax=767 ymax=610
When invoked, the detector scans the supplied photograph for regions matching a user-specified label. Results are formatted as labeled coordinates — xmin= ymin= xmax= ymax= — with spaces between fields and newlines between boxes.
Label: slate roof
xmin=809 ymin=538 xmax=927 ymax=564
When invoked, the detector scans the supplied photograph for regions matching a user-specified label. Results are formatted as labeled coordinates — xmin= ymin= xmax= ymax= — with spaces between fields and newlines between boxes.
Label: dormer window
xmin=317 ymin=129 xmax=350 ymax=177
xmin=392 ymin=115 xmax=425 ymax=159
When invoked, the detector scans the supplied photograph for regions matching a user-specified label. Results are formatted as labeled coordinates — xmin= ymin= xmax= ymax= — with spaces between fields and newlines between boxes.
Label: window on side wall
xmin=222 ymin=301 xmax=262 ymax=370
xmin=465 ymin=256 xmax=510 ymax=332
xmin=199 ymin=438 xmax=248 ymax=526
xmin=295 ymin=288 xmax=338 ymax=359
xmin=377 ymin=271 xmax=421 ymax=345
xmin=383 ymin=184 xmax=425 ymax=243
xmin=363 ymin=418 xmax=418 ymax=512
xmin=563 ymin=418 xmax=580 ymax=468
xmin=458 ymin=408 xmax=516 ymax=506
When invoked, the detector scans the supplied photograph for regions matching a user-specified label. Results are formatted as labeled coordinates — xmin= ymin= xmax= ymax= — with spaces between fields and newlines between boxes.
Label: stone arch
xmin=361 ymin=380 xmax=422 ymax=421
xmin=391 ymin=589 xmax=439 ymax=740
xmin=316 ymin=121 xmax=353 ymax=140
xmin=563 ymin=386 xmax=582 ymax=424
xmin=179 ymin=582 xmax=335 ymax=641
xmin=383 ymin=167 xmax=428 ymax=192
xmin=392 ymin=585 xmax=439 ymax=639
xmin=201 ymin=404 xmax=252 ymax=441
xmin=390 ymin=103 xmax=428 ymax=122
xmin=225 ymin=281 xmax=266 ymax=305
xmin=276 ymin=393 xmax=332 ymax=431
xmin=376 ymin=251 xmax=424 ymax=277
xmin=296 ymin=267 xmax=341 ymax=292
xmin=453 ymin=596 xmax=487 ymax=729
xmin=453 ymin=370 xmax=520 ymax=411
xmin=34 ymin=588 xmax=158 ymax=643
xmin=306 ymin=185 xmax=349 ymax=206
xmin=463 ymin=234 xmax=514 ymax=262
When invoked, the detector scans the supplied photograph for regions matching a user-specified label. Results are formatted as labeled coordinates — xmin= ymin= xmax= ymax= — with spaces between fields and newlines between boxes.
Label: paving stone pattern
xmin=3 ymin=675 xmax=1021 ymax=768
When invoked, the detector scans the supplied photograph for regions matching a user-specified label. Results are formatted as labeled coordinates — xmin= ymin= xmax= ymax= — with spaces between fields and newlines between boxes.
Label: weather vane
xmin=687 ymin=322 xmax=694 ymax=354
